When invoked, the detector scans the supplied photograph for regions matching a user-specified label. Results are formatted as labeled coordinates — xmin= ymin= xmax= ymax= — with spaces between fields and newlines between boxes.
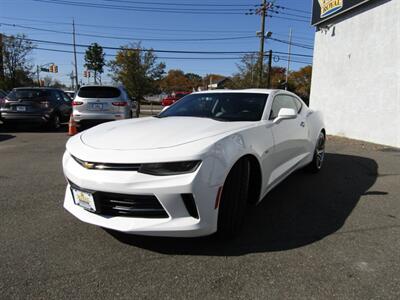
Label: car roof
xmin=192 ymin=89 xmax=300 ymax=97
xmin=193 ymin=89 xmax=276 ymax=95
xmin=13 ymin=87 xmax=62 ymax=91
xmin=79 ymin=85 xmax=121 ymax=89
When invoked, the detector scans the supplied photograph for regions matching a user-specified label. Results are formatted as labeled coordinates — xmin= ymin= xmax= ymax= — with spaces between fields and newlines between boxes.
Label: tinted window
xmin=61 ymin=92 xmax=72 ymax=102
xmin=270 ymin=94 xmax=298 ymax=119
xmin=7 ymin=89 xmax=52 ymax=101
xmin=78 ymin=86 xmax=121 ymax=98
xmin=159 ymin=93 xmax=268 ymax=122
xmin=54 ymin=91 xmax=63 ymax=101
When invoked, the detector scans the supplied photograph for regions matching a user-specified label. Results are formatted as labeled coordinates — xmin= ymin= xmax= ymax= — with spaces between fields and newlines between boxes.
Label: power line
xmin=269 ymin=9 xmax=310 ymax=20
xmin=0 ymin=16 xmax=315 ymax=42
xmin=4 ymin=34 xmax=314 ymax=58
xmin=269 ymin=37 xmax=313 ymax=50
xmin=0 ymin=16 xmax=252 ymax=33
xmin=32 ymin=0 xmax=246 ymax=15
xmin=33 ymin=46 xmax=313 ymax=64
xmin=266 ymin=14 xmax=309 ymax=23
xmin=97 ymin=0 xmax=257 ymax=7
xmin=274 ymin=5 xmax=311 ymax=15
xmin=0 ymin=23 xmax=256 ymax=42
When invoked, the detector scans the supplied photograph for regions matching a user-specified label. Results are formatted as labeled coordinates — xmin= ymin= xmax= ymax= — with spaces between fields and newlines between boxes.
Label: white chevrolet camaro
xmin=63 ymin=89 xmax=325 ymax=238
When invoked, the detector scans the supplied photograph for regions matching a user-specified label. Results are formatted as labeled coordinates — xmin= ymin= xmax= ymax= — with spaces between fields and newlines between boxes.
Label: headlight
xmin=138 ymin=161 xmax=201 ymax=176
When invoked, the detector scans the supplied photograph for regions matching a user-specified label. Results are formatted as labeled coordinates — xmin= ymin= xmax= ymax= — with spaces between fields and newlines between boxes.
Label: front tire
xmin=306 ymin=131 xmax=325 ymax=173
xmin=217 ymin=159 xmax=250 ymax=238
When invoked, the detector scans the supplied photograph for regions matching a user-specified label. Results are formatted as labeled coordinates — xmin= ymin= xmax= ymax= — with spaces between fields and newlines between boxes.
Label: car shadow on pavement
xmin=0 ymin=124 xmax=67 ymax=133
xmin=0 ymin=134 xmax=15 ymax=142
xmin=106 ymin=153 xmax=380 ymax=256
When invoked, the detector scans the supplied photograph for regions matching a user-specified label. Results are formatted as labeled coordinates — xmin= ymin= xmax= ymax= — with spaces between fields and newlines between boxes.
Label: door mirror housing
xmin=273 ymin=108 xmax=297 ymax=124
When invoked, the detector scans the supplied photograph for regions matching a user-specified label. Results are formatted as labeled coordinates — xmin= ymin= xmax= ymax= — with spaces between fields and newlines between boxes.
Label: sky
xmin=0 ymin=0 xmax=316 ymax=86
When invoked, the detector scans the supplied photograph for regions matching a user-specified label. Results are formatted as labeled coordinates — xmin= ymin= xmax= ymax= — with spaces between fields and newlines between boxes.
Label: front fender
xmin=207 ymin=129 xmax=266 ymax=188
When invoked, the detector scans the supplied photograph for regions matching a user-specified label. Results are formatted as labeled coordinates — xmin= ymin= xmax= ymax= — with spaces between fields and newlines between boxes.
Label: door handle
xmin=300 ymin=121 xmax=305 ymax=127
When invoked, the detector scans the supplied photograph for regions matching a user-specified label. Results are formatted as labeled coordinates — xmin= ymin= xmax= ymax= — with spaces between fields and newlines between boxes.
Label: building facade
xmin=310 ymin=0 xmax=399 ymax=147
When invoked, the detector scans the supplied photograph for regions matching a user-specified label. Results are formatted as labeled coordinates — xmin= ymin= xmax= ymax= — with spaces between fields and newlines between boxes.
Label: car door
xmin=267 ymin=93 xmax=308 ymax=185
xmin=55 ymin=91 xmax=72 ymax=119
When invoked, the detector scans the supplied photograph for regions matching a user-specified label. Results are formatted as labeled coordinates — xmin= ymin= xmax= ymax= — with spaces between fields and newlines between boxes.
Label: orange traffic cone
xmin=68 ymin=114 xmax=78 ymax=136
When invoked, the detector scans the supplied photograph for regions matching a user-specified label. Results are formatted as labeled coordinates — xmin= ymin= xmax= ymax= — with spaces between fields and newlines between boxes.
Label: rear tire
xmin=217 ymin=159 xmax=250 ymax=238
xmin=306 ymin=131 xmax=325 ymax=173
xmin=1 ymin=121 xmax=12 ymax=131
xmin=47 ymin=113 xmax=61 ymax=131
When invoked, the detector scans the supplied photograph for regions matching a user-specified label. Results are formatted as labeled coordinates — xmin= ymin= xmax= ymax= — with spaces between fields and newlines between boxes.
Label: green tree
xmin=160 ymin=69 xmax=193 ymax=93
xmin=288 ymin=65 xmax=312 ymax=104
xmin=185 ymin=73 xmax=202 ymax=90
xmin=108 ymin=43 xmax=165 ymax=116
xmin=84 ymin=43 xmax=105 ymax=84
xmin=227 ymin=54 xmax=258 ymax=89
xmin=0 ymin=34 xmax=34 ymax=90
xmin=229 ymin=54 xmax=287 ymax=89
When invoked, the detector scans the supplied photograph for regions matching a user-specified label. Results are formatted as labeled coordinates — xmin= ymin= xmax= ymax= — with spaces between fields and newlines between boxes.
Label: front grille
xmin=72 ymin=155 xmax=141 ymax=171
xmin=95 ymin=192 xmax=168 ymax=218
xmin=69 ymin=181 xmax=168 ymax=218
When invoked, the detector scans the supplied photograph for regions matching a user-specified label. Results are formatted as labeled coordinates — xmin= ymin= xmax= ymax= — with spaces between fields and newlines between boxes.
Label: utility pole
xmin=285 ymin=28 xmax=293 ymax=90
xmin=36 ymin=65 xmax=40 ymax=87
xmin=72 ymin=19 xmax=79 ymax=91
xmin=70 ymin=71 xmax=75 ymax=90
xmin=0 ymin=33 xmax=4 ymax=81
xmin=257 ymin=0 xmax=267 ymax=88
xmin=266 ymin=50 xmax=272 ymax=89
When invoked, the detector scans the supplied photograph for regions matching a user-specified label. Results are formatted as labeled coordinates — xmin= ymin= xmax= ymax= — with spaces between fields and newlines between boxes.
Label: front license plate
xmin=16 ymin=106 xmax=26 ymax=112
xmin=89 ymin=103 xmax=104 ymax=110
xmin=72 ymin=189 xmax=96 ymax=211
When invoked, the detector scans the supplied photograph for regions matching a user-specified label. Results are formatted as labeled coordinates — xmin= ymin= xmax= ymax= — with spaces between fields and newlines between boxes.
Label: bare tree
xmin=1 ymin=34 xmax=34 ymax=89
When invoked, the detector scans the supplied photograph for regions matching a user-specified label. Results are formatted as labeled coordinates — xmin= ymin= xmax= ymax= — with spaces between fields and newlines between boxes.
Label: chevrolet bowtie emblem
xmin=83 ymin=162 xmax=95 ymax=169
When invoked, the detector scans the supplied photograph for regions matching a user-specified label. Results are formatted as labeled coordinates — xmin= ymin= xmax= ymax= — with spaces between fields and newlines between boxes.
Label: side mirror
xmin=273 ymin=108 xmax=297 ymax=124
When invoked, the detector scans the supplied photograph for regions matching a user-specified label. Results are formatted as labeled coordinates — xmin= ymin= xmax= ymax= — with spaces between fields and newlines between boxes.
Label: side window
xmin=269 ymin=95 xmax=297 ymax=119
xmin=53 ymin=91 xmax=63 ymax=101
xmin=292 ymin=96 xmax=302 ymax=113
xmin=61 ymin=92 xmax=71 ymax=102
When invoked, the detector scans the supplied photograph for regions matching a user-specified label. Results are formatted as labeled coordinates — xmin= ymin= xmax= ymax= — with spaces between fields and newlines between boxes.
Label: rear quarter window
xmin=78 ymin=87 xmax=121 ymax=98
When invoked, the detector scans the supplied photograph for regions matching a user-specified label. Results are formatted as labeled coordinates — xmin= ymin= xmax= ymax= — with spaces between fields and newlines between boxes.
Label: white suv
xmin=72 ymin=85 xmax=134 ymax=125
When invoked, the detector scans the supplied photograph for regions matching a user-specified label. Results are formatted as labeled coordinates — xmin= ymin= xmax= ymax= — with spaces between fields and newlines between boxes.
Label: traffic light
xmin=83 ymin=70 xmax=91 ymax=77
xmin=49 ymin=64 xmax=54 ymax=73
xmin=54 ymin=65 xmax=58 ymax=73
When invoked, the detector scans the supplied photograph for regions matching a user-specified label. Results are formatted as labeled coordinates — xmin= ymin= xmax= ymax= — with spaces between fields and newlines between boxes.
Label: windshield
xmin=158 ymin=93 xmax=268 ymax=122
xmin=7 ymin=89 xmax=51 ymax=101
xmin=78 ymin=86 xmax=121 ymax=98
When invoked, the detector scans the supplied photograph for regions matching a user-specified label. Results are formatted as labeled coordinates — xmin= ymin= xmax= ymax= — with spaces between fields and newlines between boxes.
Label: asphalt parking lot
xmin=1 ymin=126 xmax=399 ymax=299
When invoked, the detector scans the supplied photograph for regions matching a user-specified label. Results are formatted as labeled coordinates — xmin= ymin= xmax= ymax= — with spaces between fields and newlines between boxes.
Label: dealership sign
xmin=312 ymin=0 xmax=373 ymax=25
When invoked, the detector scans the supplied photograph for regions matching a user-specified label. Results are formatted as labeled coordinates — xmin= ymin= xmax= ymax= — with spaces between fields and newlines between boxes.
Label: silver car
xmin=72 ymin=85 xmax=134 ymax=124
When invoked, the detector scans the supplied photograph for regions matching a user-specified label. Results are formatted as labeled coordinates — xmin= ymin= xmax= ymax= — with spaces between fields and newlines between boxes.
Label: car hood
xmin=80 ymin=116 xmax=253 ymax=150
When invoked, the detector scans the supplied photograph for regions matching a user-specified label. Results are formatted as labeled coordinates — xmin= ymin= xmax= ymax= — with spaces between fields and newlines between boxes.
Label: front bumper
xmin=63 ymin=152 xmax=220 ymax=237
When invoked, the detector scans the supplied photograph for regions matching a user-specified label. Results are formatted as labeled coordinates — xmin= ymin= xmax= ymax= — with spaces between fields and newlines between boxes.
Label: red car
xmin=161 ymin=91 xmax=191 ymax=106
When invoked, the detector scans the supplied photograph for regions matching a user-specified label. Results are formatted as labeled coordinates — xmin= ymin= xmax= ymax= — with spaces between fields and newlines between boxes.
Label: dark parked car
xmin=0 ymin=89 xmax=7 ymax=106
xmin=0 ymin=87 xmax=72 ymax=130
